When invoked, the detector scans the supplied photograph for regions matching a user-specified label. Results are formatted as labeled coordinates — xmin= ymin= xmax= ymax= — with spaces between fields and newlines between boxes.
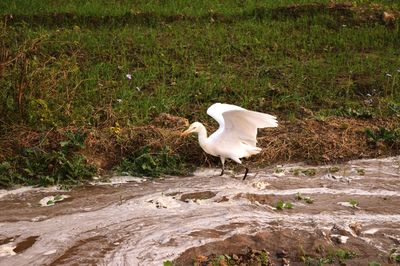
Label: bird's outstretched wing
xmin=207 ymin=103 xmax=277 ymax=146
xmin=207 ymin=103 xmax=244 ymax=128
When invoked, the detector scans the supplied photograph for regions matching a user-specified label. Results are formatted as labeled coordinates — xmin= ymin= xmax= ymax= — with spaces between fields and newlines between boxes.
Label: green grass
xmin=1 ymin=1 xmax=400 ymax=130
xmin=115 ymin=146 xmax=191 ymax=177
xmin=276 ymin=200 xmax=293 ymax=210
xmin=2 ymin=0 xmax=399 ymax=16
xmin=1 ymin=0 xmax=400 ymax=187
xmin=0 ymin=130 xmax=96 ymax=187
xmin=302 ymin=247 xmax=357 ymax=265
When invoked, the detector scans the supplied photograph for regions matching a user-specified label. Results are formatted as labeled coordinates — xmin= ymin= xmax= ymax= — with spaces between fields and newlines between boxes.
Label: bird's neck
xmin=196 ymin=124 xmax=209 ymax=150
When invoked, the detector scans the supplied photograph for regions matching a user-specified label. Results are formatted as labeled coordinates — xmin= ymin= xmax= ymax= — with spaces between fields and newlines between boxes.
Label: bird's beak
xmin=180 ymin=128 xmax=193 ymax=137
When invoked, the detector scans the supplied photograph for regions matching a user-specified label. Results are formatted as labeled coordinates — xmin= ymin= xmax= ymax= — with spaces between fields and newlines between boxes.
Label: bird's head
xmin=180 ymin=122 xmax=203 ymax=137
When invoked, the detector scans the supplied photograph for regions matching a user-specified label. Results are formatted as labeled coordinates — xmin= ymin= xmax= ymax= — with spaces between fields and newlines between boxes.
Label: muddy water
xmin=0 ymin=157 xmax=399 ymax=265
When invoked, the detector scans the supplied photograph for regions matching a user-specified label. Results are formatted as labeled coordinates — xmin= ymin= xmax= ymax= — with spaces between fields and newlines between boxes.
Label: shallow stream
xmin=1 ymin=156 xmax=399 ymax=265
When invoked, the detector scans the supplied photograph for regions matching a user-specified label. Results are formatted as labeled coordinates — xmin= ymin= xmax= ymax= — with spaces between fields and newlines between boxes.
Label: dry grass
xmin=258 ymin=117 xmax=399 ymax=165
xmin=2 ymin=115 xmax=398 ymax=174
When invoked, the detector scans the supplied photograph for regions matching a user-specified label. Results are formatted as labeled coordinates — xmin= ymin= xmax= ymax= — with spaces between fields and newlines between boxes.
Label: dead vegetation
xmin=1 ymin=114 xmax=399 ymax=176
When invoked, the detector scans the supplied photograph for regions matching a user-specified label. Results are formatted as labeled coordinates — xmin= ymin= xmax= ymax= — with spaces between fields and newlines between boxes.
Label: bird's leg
xmin=242 ymin=166 xmax=249 ymax=180
xmin=219 ymin=157 xmax=225 ymax=176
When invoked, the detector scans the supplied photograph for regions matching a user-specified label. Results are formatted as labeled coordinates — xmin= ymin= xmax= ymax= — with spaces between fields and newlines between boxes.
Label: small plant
xmin=0 ymin=130 xmax=96 ymax=188
xmin=302 ymin=168 xmax=317 ymax=176
xmin=328 ymin=166 xmax=340 ymax=173
xmin=258 ymin=251 xmax=270 ymax=265
xmin=301 ymin=255 xmax=330 ymax=266
xmin=349 ymin=199 xmax=359 ymax=208
xmin=296 ymin=192 xmax=304 ymax=200
xmin=324 ymin=248 xmax=357 ymax=264
xmin=365 ymin=127 xmax=400 ymax=146
xmin=274 ymin=168 xmax=285 ymax=174
xmin=334 ymin=248 xmax=357 ymax=260
xmin=337 ymin=107 xmax=373 ymax=119
xmin=389 ymin=248 xmax=400 ymax=263
xmin=46 ymin=195 xmax=64 ymax=205
xmin=304 ymin=197 xmax=314 ymax=204
xmin=0 ymin=161 xmax=23 ymax=188
xmin=276 ymin=200 xmax=293 ymax=210
xmin=211 ymin=255 xmax=227 ymax=266
xmin=290 ymin=168 xmax=316 ymax=176
xmin=356 ymin=168 xmax=365 ymax=175
xmin=295 ymin=193 xmax=314 ymax=204
xmin=291 ymin=168 xmax=301 ymax=176
xmin=163 ymin=260 xmax=173 ymax=266
xmin=115 ymin=146 xmax=190 ymax=177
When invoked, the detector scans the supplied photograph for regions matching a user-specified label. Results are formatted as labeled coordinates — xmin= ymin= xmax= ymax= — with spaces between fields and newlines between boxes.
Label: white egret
xmin=181 ymin=103 xmax=278 ymax=180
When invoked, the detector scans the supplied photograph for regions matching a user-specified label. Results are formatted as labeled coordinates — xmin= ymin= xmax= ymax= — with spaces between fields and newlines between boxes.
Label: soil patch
xmin=13 ymin=236 xmax=39 ymax=253
xmin=174 ymin=229 xmax=385 ymax=265
xmin=180 ymin=191 xmax=216 ymax=202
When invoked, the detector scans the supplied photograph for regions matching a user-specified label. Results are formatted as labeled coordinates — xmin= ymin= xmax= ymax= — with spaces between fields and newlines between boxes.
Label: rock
xmin=39 ymin=195 xmax=70 ymax=207
xmin=276 ymin=249 xmax=288 ymax=258
xmin=281 ymin=257 xmax=290 ymax=266
xmin=0 ymin=243 xmax=16 ymax=257
xmin=349 ymin=221 xmax=362 ymax=235
xmin=331 ymin=224 xmax=350 ymax=236
xmin=331 ymin=234 xmax=349 ymax=244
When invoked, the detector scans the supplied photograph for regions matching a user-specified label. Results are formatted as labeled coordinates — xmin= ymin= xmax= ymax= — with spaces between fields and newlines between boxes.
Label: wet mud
xmin=0 ymin=156 xmax=399 ymax=265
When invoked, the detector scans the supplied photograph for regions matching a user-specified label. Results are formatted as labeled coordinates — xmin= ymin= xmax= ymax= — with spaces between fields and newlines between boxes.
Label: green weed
xmin=302 ymin=169 xmax=317 ymax=176
xmin=389 ymin=248 xmax=400 ymax=263
xmin=328 ymin=166 xmax=340 ymax=173
xmin=115 ymin=146 xmax=190 ymax=177
xmin=0 ymin=130 xmax=96 ymax=188
xmin=211 ymin=255 xmax=227 ymax=266
xmin=291 ymin=168 xmax=316 ymax=176
xmin=302 ymin=256 xmax=330 ymax=266
xmin=163 ymin=261 xmax=173 ymax=266
xmin=365 ymin=127 xmax=400 ymax=146
xmin=335 ymin=107 xmax=374 ymax=119
xmin=296 ymin=193 xmax=314 ymax=204
xmin=276 ymin=200 xmax=293 ymax=210
xmin=349 ymin=199 xmax=359 ymax=208
xmin=356 ymin=168 xmax=365 ymax=175
xmin=258 ymin=250 xmax=270 ymax=265
xmin=326 ymin=248 xmax=357 ymax=263
xmin=302 ymin=247 xmax=357 ymax=265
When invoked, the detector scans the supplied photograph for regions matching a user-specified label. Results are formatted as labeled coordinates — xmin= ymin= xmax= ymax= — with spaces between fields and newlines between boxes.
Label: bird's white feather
xmin=207 ymin=103 xmax=278 ymax=148
xmin=183 ymin=103 xmax=278 ymax=173
xmin=206 ymin=103 xmax=245 ymax=128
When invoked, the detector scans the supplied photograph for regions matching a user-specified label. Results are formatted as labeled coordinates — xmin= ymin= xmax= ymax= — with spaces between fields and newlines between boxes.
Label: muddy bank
xmin=2 ymin=116 xmax=399 ymax=172
xmin=0 ymin=156 xmax=399 ymax=265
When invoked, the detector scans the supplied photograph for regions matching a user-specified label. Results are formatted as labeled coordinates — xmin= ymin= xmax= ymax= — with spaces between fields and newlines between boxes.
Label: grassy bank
xmin=1 ymin=0 xmax=399 ymax=187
